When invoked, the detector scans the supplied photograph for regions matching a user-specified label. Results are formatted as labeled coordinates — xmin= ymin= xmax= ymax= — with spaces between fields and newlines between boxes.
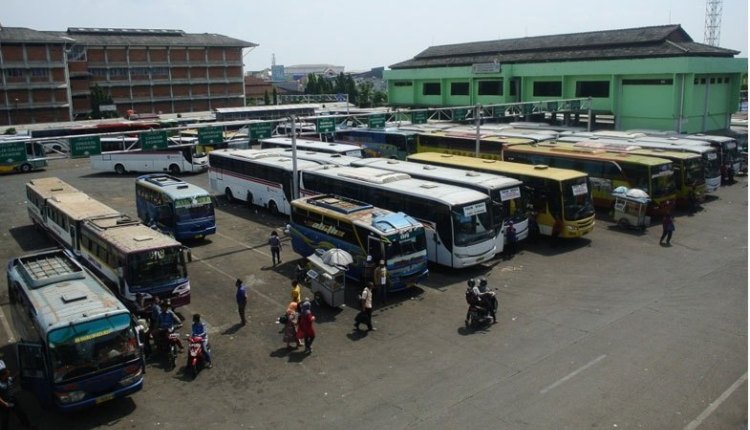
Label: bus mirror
xmin=183 ymin=247 xmax=192 ymax=263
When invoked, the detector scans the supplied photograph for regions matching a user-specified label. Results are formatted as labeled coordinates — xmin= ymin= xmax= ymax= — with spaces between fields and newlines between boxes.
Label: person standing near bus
xmin=505 ymin=222 xmax=517 ymax=257
xmin=268 ymin=230 xmax=282 ymax=266
xmin=362 ymin=255 xmax=375 ymax=285
xmin=0 ymin=361 xmax=34 ymax=430
xmin=236 ymin=279 xmax=248 ymax=326
xmin=660 ymin=214 xmax=675 ymax=246
xmin=373 ymin=260 xmax=388 ymax=305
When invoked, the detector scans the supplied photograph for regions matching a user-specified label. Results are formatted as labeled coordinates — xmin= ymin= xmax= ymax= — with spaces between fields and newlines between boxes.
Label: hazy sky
xmin=4 ymin=0 xmax=748 ymax=72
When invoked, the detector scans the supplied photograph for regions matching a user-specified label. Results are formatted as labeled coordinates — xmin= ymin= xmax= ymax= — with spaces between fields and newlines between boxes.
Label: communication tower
xmin=704 ymin=0 xmax=723 ymax=46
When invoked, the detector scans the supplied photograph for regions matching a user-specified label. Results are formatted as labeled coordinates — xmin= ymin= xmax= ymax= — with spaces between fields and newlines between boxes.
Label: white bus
xmin=351 ymin=158 xmax=527 ymax=253
xmin=90 ymin=144 xmax=208 ymax=175
xmin=259 ymin=137 xmax=364 ymax=158
xmin=259 ymin=148 xmax=361 ymax=166
xmin=300 ymin=165 xmax=497 ymax=268
xmin=25 ymin=177 xmax=82 ymax=227
xmin=207 ymin=149 xmax=323 ymax=215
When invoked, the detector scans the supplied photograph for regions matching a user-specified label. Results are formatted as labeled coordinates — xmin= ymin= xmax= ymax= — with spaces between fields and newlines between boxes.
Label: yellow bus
xmin=416 ymin=130 xmax=534 ymax=159
xmin=407 ymin=152 xmax=595 ymax=239
xmin=502 ymin=142 xmax=677 ymax=216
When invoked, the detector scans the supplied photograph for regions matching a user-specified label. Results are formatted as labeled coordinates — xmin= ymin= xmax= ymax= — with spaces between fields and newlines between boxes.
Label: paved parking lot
xmin=0 ymin=157 xmax=746 ymax=429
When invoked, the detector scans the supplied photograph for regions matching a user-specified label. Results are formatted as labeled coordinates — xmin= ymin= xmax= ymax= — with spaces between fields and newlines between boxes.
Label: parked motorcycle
xmin=185 ymin=334 xmax=210 ymax=378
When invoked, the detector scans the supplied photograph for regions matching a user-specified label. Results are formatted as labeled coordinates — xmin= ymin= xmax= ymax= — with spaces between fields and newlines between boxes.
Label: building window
xmin=423 ymin=82 xmax=441 ymax=96
xmin=477 ymin=80 xmax=503 ymax=96
xmin=5 ymin=68 xmax=24 ymax=77
xmin=575 ymin=81 xmax=609 ymax=98
xmin=90 ymin=68 xmax=108 ymax=78
xmin=29 ymin=68 xmax=49 ymax=78
xmin=110 ymin=68 xmax=128 ymax=77
xmin=450 ymin=82 xmax=470 ymax=96
xmin=533 ymin=81 xmax=562 ymax=97
xmin=394 ymin=81 xmax=413 ymax=87
xmin=622 ymin=79 xmax=674 ymax=85
xmin=151 ymin=67 xmax=169 ymax=77
xmin=130 ymin=67 xmax=150 ymax=77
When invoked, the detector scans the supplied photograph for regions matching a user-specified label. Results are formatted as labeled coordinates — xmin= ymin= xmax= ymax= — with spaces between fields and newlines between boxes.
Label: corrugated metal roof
xmin=0 ymin=26 xmax=69 ymax=44
xmin=390 ymin=24 xmax=739 ymax=69
xmin=43 ymin=28 xmax=257 ymax=48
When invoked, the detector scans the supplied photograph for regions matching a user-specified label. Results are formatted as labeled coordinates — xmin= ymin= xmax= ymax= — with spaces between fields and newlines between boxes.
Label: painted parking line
xmin=0 ymin=306 xmax=14 ymax=343
xmin=683 ymin=372 xmax=748 ymax=430
xmin=540 ymin=354 xmax=607 ymax=394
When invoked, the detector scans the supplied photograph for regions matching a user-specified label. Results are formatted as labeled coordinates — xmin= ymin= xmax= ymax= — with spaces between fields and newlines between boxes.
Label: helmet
xmin=467 ymin=278 xmax=476 ymax=288
xmin=479 ymin=278 xmax=488 ymax=288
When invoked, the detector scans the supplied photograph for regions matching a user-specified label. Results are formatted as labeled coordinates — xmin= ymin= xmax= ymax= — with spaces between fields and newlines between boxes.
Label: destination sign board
xmin=139 ymin=131 xmax=168 ymax=151
xmin=248 ymin=122 xmax=274 ymax=140
xmin=368 ymin=114 xmax=386 ymax=129
xmin=70 ymin=136 xmax=101 ymax=158
xmin=198 ymin=127 xmax=223 ymax=145
xmin=316 ymin=117 xmax=336 ymax=134
xmin=0 ymin=141 xmax=27 ymax=163
xmin=411 ymin=111 xmax=429 ymax=124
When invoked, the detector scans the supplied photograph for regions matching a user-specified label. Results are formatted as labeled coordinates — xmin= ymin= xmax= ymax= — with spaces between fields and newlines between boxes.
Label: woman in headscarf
xmin=296 ymin=299 xmax=316 ymax=354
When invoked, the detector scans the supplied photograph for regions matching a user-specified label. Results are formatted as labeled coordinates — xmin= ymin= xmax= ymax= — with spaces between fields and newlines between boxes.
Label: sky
xmin=3 ymin=0 xmax=748 ymax=72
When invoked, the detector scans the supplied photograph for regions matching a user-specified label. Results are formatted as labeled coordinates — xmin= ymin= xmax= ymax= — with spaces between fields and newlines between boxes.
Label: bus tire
xmin=20 ymin=163 xmax=32 ymax=173
xmin=268 ymin=201 xmax=279 ymax=216
xmin=169 ymin=164 xmax=181 ymax=175
xmin=225 ymin=188 xmax=234 ymax=203
xmin=115 ymin=164 xmax=126 ymax=175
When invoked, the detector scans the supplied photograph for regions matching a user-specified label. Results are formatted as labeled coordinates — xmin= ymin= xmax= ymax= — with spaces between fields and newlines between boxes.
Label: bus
xmin=351 ymin=157 xmax=528 ymax=253
xmin=299 ymin=165 xmax=497 ymax=268
xmin=334 ymin=128 xmax=417 ymax=159
xmin=257 ymin=148 xmax=361 ymax=166
xmin=90 ymin=144 xmax=209 ymax=175
xmin=25 ymin=179 xmax=192 ymax=307
xmin=443 ymin=125 xmax=558 ymax=143
xmin=100 ymin=136 xmax=140 ymax=153
xmin=259 ymin=137 xmax=364 ymax=158
xmin=566 ymin=139 xmax=707 ymax=208
xmin=407 ymin=152 xmax=596 ymax=239
xmin=135 ymin=174 xmax=217 ymax=241
xmin=7 ymin=249 xmax=144 ymax=410
xmin=502 ymin=142 xmax=676 ymax=216
xmin=675 ymin=135 xmax=740 ymax=182
xmin=208 ymin=149 xmax=323 ymax=216
xmin=416 ymin=130 xmax=536 ymax=159
xmin=25 ymin=177 xmax=82 ymax=227
xmin=558 ymin=133 xmax=722 ymax=192
xmin=289 ymin=194 xmax=429 ymax=291
xmin=0 ymin=138 xmax=48 ymax=174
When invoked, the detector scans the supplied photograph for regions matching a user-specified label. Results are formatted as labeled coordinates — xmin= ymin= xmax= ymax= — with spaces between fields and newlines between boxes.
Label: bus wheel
xmin=115 ymin=164 xmax=126 ymax=175
xmin=225 ymin=188 xmax=234 ymax=203
xmin=268 ymin=201 xmax=279 ymax=216
xmin=19 ymin=163 xmax=32 ymax=173
xmin=169 ymin=164 xmax=181 ymax=175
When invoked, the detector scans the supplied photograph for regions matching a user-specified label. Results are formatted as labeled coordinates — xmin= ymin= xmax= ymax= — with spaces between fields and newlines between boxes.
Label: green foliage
xmin=264 ymin=90 xmax=270 ymax=105
xmin=90 ymin=84 xmax=114 ymax=119
xmin=3 ymin=127 xmax=17 ymax=135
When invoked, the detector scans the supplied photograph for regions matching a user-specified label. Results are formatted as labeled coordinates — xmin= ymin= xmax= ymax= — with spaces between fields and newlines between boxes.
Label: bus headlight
xmin=55 ymin=390 xmax=86 ymax=404
xmin=565 ymin=225 xmax=578 ymax=232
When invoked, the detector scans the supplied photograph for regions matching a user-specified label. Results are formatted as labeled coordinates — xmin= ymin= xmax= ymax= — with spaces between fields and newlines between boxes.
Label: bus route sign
xmin=70 ymin=136 xmax=101 ymax=158
xmin=139 ymin=131 xmax=168 ymax=151
xmin=198 ymin=127 xmax=223 ymax=145
xmin=0 ymin=141 xmax=27 ymax=163
xmin=411 ymin=111 xmax=429 ymax=124
xmin=368 ymin=114 xmax=386 ymax=129
xmin=248 ymin=122 xmax=274 ymax=140
xmin=316 ymin=117 xmax=336 ymax=134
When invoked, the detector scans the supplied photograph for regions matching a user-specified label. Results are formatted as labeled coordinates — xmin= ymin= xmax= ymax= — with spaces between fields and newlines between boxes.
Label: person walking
xmin=297 ymin=299 xmax=316 ymax=354
xmin=0 ymin=361 xmax=33 ymax=430
xmin=268 ymin=230 xmax=282 ymax=266
xmin=373 ymin=260 xmax=388 ymax=305
xmin=283 ymin=302 xmax=302 ymax=349
xmin=236 ymin=279 xmax=248 ymax=325
xmin=355 ymin=282 xmax=375 ymax=331
xmin=660 ymin=214 xmax=675 ymax=246
xmin=290 ymin=280 xmax=301 ymax=309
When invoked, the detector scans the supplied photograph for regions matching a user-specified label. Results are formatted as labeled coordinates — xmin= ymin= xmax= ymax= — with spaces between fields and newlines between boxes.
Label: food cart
xmin=611 ymin=186 xmax=651 ymax=231
xmin=305 ymin=252 xmax=347 ymax=308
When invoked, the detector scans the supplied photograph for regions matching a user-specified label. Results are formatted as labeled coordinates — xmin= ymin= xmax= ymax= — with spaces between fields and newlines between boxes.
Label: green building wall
xmin=384 ymin=57 xmax=747 ymax=133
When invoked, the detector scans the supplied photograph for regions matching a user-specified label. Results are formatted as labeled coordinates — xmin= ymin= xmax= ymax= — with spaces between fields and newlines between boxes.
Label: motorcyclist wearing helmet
xmin=157 ymin=300 xmax=184 ymax=351
xmin=465 ymin=278 xmax=497 ymax=324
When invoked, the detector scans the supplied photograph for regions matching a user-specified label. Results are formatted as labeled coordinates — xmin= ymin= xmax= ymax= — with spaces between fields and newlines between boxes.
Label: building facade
xmin=0 ymin=26 xmax=256 ymax=125
xmin=385 ymin=25 xmax=747 ymax=133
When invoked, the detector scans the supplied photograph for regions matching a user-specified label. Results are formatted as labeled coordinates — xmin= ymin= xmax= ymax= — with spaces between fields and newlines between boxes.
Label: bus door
xmin=367 ymin=236 xmax=383 ymax=263
xmin=16 ymin=342 xmax=47 ymax=399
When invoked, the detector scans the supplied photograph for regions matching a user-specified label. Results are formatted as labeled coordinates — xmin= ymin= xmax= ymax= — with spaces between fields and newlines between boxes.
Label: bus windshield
xmin=48 ymin=313 xmax=137 ymax=383
xmin=489 ymin=186 xmax=526 ymax=224
xmin=127 ymin=247 xmax=186 ymax=288
xmin=704 ymin=152 xmax=720 ymax=178
xmin=174 ymin=196 xmax=214 ymax=221
xmin=452 ymin=201 xmax=494 ymax=246
xmin=385 ymin=230 xmax=427 ymax=260
xmin=651 ymin=164 xmax=676 ymax=199
xmin=684 ymin=158 xmax=706 ymax=185
xmin=562 ymin=177 xmax=595 ymax=221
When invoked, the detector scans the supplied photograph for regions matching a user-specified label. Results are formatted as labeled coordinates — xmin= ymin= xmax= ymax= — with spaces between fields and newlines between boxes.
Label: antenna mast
xmin=704 ymin=0 xmax=723 ymax=46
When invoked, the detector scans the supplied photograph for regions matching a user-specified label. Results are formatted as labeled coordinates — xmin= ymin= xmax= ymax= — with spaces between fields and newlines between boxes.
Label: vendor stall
xmin=306 ymin=253 xmax=347 ymax=307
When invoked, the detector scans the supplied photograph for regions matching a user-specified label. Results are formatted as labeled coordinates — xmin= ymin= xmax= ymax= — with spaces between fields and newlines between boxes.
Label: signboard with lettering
xmin=248 ymin=122 xmax=274 ymax=140
xmin=316 ymin=117 xmax=336 ymax=134
xmin=471 ymin=62 xmax=501 ymax=74
xmin=198 ymin=127 xmax=223 ymax=145
xmin=368 ymin=114 xmax=386 ymax=129
xmin=0 ymin=141 xmax=27 ymax=163
xmin=411 ymin=111 xmax=429 ymax=124
xmin=139 ymin=131 xmax=168 ymax=151
xmin=70 ymin=136 xmax=101 ymax=158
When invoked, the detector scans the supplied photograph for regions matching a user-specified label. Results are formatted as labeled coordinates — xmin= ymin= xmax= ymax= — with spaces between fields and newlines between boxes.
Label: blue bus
xmin=334 ymin=128 xmax=417 ymax=159
xmin=289 ymin=194 xmax=429 ymax=291
xmin=135 ymin=174 xmax=216 ymax=241
xmin=7 ymin=249 xmax=144 ymax=411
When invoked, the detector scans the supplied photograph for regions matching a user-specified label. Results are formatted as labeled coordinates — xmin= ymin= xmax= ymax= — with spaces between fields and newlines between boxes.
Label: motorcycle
xmin=464 ymin=278 xmax=498 ymax=329
xmin=185 ymin=334 xmax=210 ymax=378
xmin=154 ymin=326 xmax=181 ymax=370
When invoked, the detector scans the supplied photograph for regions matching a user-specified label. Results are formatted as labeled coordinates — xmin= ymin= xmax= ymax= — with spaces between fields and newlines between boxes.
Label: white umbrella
xmin=321 ymin=248 xmax=354 ymax=268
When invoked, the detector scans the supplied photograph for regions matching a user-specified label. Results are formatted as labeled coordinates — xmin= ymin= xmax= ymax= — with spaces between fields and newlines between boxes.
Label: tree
xmin=372 ymin=90 xmax=388 ymax=107
xmin=305 ymin=74 xmax=319 ymax=94
xmin=264 ymin=90 xmax=270 ymax=105
xmin=90 ymin=84 xmax=114 ymax=119
xmin=272 ymin=88 xmax=278 ymax=105
xmin=357 ymin=81 xmax=373 ymax=108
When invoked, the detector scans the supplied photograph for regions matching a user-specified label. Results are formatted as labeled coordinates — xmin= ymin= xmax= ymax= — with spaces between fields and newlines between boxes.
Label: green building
xmin=385 ymin=25 xmax=747 ymax=133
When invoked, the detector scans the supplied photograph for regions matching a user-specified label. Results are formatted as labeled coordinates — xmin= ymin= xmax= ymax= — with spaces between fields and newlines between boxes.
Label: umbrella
xmin=321 ymin=248 xmax=354 ymax=268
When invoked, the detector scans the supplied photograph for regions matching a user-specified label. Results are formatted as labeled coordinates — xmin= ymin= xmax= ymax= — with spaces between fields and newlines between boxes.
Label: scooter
xmin=154 ymin=326 xmax=181 ymax=371
xmin=185 ymin=334 xmax=210 ymax=379
xmin=465 ymin=297 xmax=497 ymax=328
